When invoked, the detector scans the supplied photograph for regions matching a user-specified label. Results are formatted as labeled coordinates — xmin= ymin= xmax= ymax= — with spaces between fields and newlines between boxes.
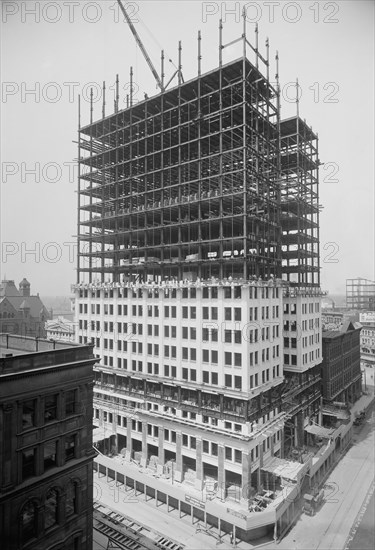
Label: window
xmin=203 ymin=371 xmax=209 ymax=383
xmin=65 ymin=389 xmax=76 ymax=416
xmin=66 ymin=481 xmax=77 ymax=516
xmin=212 ymin=372 xmax=218 ymax=385
xmin=22 ymin=399 xmax=35 ymax=430
xmin=224 ymin=352 xmax=232 ymax=366
xmin=65 ymin=434 xmax=76 ymax=461
xmin=234 ymin=353 xmax=242 ymax=367
xmin=182 ymin=307 xmax=188 ymax=319
xmin=234 ymin=308 xmax=241 ymax=321
xmin=22 ymin=501 xmax=37 ymax=543
xmin=202 ymin=349 xmax=209 ymax=362
xmin=44 ymin=394 xmax=58 ymax=423
xmin=224 ymin=330 xmax=231 ymax=343
xmin=22 ymin=448 xmax=35 ymax=480
xmin=211 ymin=350 xmax=218 ymax=364
xmin=234 ymin=449 xmax=242 ymax=464
xmin=44 ymin=440 xmax=57 ymax=471
xmin=45 ymin=488 xmax=58 ymax=530
xmin=224 ymin=308 xmax=231 ymax=321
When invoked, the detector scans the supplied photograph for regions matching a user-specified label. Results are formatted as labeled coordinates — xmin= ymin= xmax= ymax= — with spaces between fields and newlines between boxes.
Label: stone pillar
xmin=126 ymin=422 xmax=132 ymax=455
xmin=195 ymin=438 xmax=203 ymax=490
xmin=158 ymin=427 xmax=164 ymax=465
xmin=1 ymin=404 xmax=14 ymax=488
xmin=296 ymin=411 xmax=304 ymax=448
xmin=280 ymin=427 xmax=285 ymax=459
xmin=175 ymin=432 xmax=183 ymax=478
xmin=242 ymin=452 xmax=251 ymax=501
xmin=218 ymin=445 xmax=225 ymax=499
xmin=142 ymin=422 xmax=147 ymax=462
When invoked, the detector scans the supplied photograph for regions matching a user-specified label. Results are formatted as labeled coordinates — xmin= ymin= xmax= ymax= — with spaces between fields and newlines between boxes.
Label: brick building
xmin=321 ymin=321 xmax=362 ymax=406
xmin=0 ymin=334 xmax=96 ymax=549
xmin=0 ymin=279 xmax=51 ymax=338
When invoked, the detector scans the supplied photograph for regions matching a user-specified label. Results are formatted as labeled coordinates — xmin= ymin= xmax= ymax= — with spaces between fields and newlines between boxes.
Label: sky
xmin=1 ymin=0 xmax=374 ymax=296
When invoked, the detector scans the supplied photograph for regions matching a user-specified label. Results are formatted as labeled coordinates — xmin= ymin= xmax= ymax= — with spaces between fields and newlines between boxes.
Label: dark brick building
xmin=321 ymin=321 xmax=362 ymax=405
xmin=0 ymin=279 xmax=51 ymax=338
xmin=0 ymin=334 xmax=97 ymax=549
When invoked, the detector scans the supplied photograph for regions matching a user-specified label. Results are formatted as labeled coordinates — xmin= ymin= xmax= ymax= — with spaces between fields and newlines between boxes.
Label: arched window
xmin=21 ymin=500 xmax=37 ymax=543
xmin=66 ymin=481 xmax=78 ymax=517
xmin=45 ymin=488 xmax=58 ymax=530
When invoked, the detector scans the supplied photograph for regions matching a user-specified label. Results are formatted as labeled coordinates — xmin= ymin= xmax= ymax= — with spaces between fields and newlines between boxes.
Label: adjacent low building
xmin=0 ymin=279 xmax=51 ymax=338
xmin=46 ymin=316 xmax=76 ymax=343
xmin=321 ymin=321 xmax=362 ymax=411
xmin=0 ymin=333 xmax=97 ymax=549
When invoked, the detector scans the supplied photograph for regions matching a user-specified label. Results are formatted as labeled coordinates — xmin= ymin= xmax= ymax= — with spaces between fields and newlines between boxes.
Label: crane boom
xmin=117 ymin=0 xmax=164 ymax=92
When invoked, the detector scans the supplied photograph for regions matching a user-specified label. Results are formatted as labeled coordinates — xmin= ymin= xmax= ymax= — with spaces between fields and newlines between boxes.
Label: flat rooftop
xmin=0 ymin=333 xmax=95 ymax=376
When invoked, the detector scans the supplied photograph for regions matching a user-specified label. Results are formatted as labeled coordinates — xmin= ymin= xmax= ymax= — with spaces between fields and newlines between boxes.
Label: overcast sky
xmin=1 ymin=0 xmax=374 ymax=295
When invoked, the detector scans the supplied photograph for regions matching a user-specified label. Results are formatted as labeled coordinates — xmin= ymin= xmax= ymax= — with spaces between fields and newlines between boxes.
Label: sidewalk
xmin=263 ymin=399 xmax=375 ymax=550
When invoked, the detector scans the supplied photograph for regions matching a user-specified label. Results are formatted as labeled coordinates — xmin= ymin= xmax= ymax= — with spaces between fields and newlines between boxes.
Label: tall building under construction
xmin=72 ymin=17 xmax=342 ymax=544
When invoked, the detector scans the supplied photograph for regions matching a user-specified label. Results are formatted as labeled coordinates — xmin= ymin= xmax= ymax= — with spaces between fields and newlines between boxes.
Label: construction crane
xmin=116 ymin=0 xmax=165 ymax=93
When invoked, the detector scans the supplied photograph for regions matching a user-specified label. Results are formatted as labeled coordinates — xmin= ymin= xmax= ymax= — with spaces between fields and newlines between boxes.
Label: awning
xmin=322 ymin=408 xmax=349 ymax=420
xmin=304 ymin=425 xmax=336 ymax=438
xmin=261 ymin=456 xmax=304 ymax=481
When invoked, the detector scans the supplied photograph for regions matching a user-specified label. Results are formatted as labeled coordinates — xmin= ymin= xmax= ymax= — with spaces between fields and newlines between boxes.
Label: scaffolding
xmin=346 ymin=278 xmax=375 ymax=310
xmin=77 ymin=19 xmax=285 ymax=284
xmin=280 ymin=115 xmax=320 ymax=287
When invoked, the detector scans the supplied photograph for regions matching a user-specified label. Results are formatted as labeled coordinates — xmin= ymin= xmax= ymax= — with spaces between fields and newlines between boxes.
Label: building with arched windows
xmin=0 ymin=334 xmax=97 ymax=549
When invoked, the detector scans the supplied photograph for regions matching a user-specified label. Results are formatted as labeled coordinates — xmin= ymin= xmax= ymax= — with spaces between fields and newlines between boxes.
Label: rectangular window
xmin=22 ymin=448 xmax=35 ymax=480
xmin=44 ymin=394 xmax=58 ymax=423
xmin=65 ymin=434 xmax=76 ymax=462
xmin=65 ymin=390 xmax=76 ymax=416
xmin=225 ymin=374 xmax=232 ymax=387
xmin=44 ymin=440 xmax=57 ymax=471
xmin=211 ymin=372 xmax=218 ymax=385
xmin=22 ymin=399 xmax=35 ymax=430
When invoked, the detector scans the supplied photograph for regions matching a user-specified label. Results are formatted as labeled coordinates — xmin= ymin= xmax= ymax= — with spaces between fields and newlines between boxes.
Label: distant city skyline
xmin=1 ymin=0 xmax=374 ymax=295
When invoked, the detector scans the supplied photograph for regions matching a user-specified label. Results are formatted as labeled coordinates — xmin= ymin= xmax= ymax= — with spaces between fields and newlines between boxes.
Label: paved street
xmin=263 ymin=399 xmax=375 ymax=550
